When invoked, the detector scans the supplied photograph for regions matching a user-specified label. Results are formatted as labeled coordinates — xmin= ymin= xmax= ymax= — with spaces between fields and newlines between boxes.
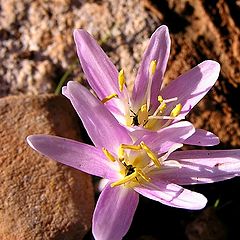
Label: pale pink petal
xmin=93 ymin=183 xmax=139 ymax=240
xmin=132 ymin=25 xmax=171 ymax=110
xmin=160 ymin=60 xmax=220 ymax=118
xmin=134 ymin=181 xmax=207 ymax=210
xmin=63 ymin=81 xmax=132 ymax=152
xmin=183 ymin=128 xmax=220 ymax=146
xmin=27 ymin=135 xmax=118 ymax=180
xmin=155 ymin=150 xmax=240 ymax=185
xmin=135 ymin=121 xmax=195 ymax=154
xmin=74 ymin=29 xmax=125 ymax=112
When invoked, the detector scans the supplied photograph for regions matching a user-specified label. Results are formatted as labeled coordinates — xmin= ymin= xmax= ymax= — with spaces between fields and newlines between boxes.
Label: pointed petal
xmin=27 ymin=135 xmax=118 ymax=179
xmin=134 ymin=181 xmax=207 ymax=210
xmin=160 ymin=60 xmax=220 ymax=118
xmin=132 ymin=25 xmax=171 ymax=110
xmin=63 ymin=81 xmax=132 ymax=151
xmin=93 ymin=183 xmax=139 ymax=240
xmin=135 ymin=121 xmax=195 ymax=154
xmin=156 ymin=149 xmax=240 ymax=185
xmin=184 ymin=128 xmax=220 ymax=146
xmin=73 ymin=29 xmax=125 ymax=112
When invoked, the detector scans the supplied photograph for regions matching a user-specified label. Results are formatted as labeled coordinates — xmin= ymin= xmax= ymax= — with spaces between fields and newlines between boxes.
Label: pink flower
xmin=72 ymin=25 xmax=220 ymax=146
xmin=27 ymin=82 xmax=240 ymax=240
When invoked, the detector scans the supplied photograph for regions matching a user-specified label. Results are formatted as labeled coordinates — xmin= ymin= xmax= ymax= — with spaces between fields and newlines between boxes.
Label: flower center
xmin=101 ymin=60 xmax=182 ymax=130
xmin=129 ymin=96 xmax=182 ymax=130
xmin=102 ymin=142 xmax=159 ymax=187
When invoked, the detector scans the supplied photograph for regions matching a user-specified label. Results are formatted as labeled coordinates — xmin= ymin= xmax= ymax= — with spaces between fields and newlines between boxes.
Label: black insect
xmin=125 ymin=164 xmax=135 ymax=176
xmin=130 ymin=109 xmax=139 ymax=126
xmin=123 ymin=162 xmax=136 ymax=176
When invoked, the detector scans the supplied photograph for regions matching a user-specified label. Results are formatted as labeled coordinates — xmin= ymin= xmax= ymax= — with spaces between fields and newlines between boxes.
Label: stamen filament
xmin=101 ymin=93 xmax=118 ymax=104
xmin=102 ymin=148 xmax=116 ymax=162
xmin=152 ymin=102 xmax=167 ymax=116
xmin=136 ymin=169 xmax=150 ymax=182
xmin=140 ymin=141 xmax=160 ymax=168
xmin=148 ymin=116 xmax=178 ymax=120
xmin=163 ymin=97 xmax=178 ymax=103
xmin=118 ymin=69 xmax=125 ymax=92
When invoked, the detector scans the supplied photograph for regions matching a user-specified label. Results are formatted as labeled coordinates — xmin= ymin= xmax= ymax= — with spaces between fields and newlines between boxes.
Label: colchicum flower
xmin=72 ymin=25 xmax=220 ymax=146
xmin=27 ymin=82 xmax=240 ymax=240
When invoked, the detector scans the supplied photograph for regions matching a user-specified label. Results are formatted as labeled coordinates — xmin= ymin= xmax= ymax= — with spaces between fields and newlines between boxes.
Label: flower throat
xmin=101 ymin=60 xmax=182 ymax=130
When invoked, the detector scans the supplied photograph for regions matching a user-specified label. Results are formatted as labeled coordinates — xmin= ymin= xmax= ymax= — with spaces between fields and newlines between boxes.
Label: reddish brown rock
xmin=0 ymin=94 xmax=94 ymax=240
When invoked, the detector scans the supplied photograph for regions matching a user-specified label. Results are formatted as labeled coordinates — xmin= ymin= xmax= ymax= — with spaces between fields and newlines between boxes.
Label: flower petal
xmin=27 ymin=135 xmax=118 ymax=179
xmin=156 ymin=149 xmax=240 ymax=185
xmin=73 ymin=29 xmax=125 ymax=112
xmin=63 ymin=81 xmax=132 ymax=151
xmin=183 ymin=128 xmax=220 ymax=146
xmin=132 ymin=25 xmax=171 ymax=110
xmin=134 ymin=181 xmax=207 ymax=210
xmin=160 ymin=60 xmax=220 ymax=118
xmin=93 ymin=183 xmax=139 ymax=240
xmin=134 ymin=121 xmax=195 ymax=154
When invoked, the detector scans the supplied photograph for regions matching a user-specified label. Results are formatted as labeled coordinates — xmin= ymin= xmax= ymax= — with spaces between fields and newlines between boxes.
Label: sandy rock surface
xmin=0 ymin=94 xmax=94 ymax=240
xmin=0 ymin=0 xmax=155 ymax=96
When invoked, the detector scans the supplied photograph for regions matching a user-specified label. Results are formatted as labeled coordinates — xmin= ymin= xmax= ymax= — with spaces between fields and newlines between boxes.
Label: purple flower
xmin=72 ymin=25 xmax=220 ymax=146
xmin=27 ymin=82 xmax=240 ymax=240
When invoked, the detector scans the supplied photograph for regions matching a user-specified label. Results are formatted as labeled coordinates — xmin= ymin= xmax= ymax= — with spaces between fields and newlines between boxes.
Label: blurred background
xmin=0 ymin=0 xmax=240 ymax=239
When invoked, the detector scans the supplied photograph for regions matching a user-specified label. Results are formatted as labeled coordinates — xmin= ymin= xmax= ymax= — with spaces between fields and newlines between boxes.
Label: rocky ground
xmin=0 ymin=0 xmax=240 ymax=239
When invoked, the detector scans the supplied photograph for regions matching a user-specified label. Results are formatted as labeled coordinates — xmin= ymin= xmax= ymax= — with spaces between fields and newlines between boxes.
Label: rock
xmin=186 ymin=207 xmax=226 ymax=240
xmin=0 ymin=0 xmax=155 ymax=97
xmin=0 ymin=94 xmax=94 ymax=240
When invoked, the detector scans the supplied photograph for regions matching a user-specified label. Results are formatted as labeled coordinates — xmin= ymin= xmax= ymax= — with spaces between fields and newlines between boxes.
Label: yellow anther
xmin=140 ymin=141 xmax=160 ymax=168
xmin=111 ymin=171 xmax=138 ymax=187
xmin=158 ymin=95 xmax=164 ymax=103
xmin=170 ymin=103 xmax=182 ymax=117
xmin=118 ymin=69 xmax=125 ymax=92
xmin=140 ymin=104 xmax=147 ymax=112
xmin=118 ymin=146 xmax=125 ymax=161
xmin=138 ymin=104 xmax=148 ymax=126
xmin=159 ymin=102 xmax=167 ymax=113
xmin=101 ymin=93 xmax=118 ymax=104
xmin=120 ymin=144 xmax=141 ymax=151
xmin=102 ymin=148 xmax=116 ymax=162
xmin=136 ymin=169 xmax=150 ymax=182
xmin=149 ymin=60 xmax=157 ymax=75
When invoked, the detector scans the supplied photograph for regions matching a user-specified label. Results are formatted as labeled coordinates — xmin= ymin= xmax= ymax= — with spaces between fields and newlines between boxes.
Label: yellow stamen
xmin=102 ymin=148 xmax=116 ymax=162
xmin=118 ymin=69 xmax=125 ymax=92
xmin=118 ymin=146 xmax=125 ymax=161
xmin=158 ymin=95 xmax=163 ymax=103
xmin=101 ymin=93 xmax=118 ymax=104
xmin=111 ymin=171 xmax=138 ymax=187
xmin=138 ymin=104 xmax=148 ymax=125
xmin=170 ymin=103 xmax=182 ymax=117
xmin=121 ymin=144 xmax=141 ymax=151
xmin=149 ymin=60 xmax=157 ymax=75
xmin=136 ymin=169 xmax=150 ymax=182
xmin=140 ymin=141 xmax=160 ymax=168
